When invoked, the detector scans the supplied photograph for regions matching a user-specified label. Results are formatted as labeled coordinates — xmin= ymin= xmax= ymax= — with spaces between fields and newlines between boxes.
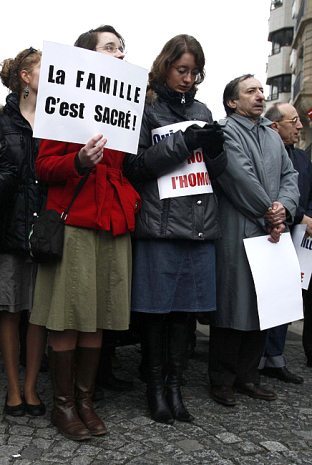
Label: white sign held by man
xmin=243 ymin=233 xmax=303 ymax=330
xmin=34 ymin=41 xmax=148 ymax=154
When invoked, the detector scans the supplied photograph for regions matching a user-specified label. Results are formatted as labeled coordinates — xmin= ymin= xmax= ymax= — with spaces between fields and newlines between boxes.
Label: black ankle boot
xmin=166 ymin=313 xmax=194 ymax=423
xmin=147 ymin=370 xmax=174 ymax=425
xmin=141 ymin=314 xmax=174 ymax=425
xmin=166 ymin=377 xmax=194 ymax=422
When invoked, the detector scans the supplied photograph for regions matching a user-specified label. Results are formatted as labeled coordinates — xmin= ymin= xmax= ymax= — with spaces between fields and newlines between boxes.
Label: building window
xmin=271 ymin=0 xmax=283 ymax=10
xmin=271 ymin=28 xmax=294 ymax=55
xmin=267 ymin=74 xmax=291 ymax=100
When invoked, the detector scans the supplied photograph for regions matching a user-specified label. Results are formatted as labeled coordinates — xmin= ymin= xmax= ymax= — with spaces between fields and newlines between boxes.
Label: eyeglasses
xmin=280 ymin=115 xmax=300 ymax=125
xmin=172 ymin=66 xmax=200 ymax=78
xmin=96 ymin=44 xmax=125 ymax=54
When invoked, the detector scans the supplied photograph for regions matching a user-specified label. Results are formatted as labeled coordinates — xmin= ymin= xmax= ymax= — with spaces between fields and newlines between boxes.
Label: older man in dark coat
xmin=259 ymin=102 xmax=312 ymax=382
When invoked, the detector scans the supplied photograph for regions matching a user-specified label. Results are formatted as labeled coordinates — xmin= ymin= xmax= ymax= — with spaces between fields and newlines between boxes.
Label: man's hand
xmin=267 ymin=222 xmax=286 ymax=243
xmin=265 ymin=201 xmax=286 ymax=226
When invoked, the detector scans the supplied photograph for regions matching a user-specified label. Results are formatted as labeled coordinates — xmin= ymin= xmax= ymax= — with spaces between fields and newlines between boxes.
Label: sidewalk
xmin=0 ymin=321 xmax=311 ymax=465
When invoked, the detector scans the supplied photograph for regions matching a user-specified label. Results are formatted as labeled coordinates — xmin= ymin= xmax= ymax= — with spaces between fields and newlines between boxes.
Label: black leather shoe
xmin=260 ymin=366 xmax=303 ymax=384
xmin=210 ymin=385 xmax=236 ymax=407
xmin=3 ymin=396 xmax=25 ymax=417
xmin=235 ymin=382 xmax=277 ymax=401
xmin=100 ymin=374 xmax=134 ymax=392
xmin=24 ymin=397 xmax=46 ymax=416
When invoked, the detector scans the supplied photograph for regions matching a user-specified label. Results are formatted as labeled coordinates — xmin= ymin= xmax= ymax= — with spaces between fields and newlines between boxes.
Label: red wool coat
xmin=36 ymin=140 xmax=140 ymax=236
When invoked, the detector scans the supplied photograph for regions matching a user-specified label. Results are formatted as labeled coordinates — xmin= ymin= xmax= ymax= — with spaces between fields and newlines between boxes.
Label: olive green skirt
xmin=30 ymin=226 xmax=131 ymax=332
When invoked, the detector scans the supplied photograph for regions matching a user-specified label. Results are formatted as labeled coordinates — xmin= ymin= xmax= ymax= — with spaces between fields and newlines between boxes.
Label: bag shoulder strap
xmin=62 ymin=170 xmax=91 ymax=219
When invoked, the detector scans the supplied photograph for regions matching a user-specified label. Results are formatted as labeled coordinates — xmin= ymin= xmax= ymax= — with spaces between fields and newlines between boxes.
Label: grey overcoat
xmin=213 ymin=113 xmax=299 ymax=330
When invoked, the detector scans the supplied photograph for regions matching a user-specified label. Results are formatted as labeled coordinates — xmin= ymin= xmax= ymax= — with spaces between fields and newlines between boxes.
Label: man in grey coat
xmin=208 ymin=74 xmax=299 ymax=407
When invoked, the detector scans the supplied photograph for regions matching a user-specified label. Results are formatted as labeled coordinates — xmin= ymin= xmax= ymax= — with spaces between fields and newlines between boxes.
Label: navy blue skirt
xmin=131 ymin=239 xmax=216 ymax=313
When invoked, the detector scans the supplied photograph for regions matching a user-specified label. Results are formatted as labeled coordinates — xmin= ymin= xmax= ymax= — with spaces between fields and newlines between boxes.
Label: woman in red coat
xmin=30 ymin=25 xmax=140 ymax=441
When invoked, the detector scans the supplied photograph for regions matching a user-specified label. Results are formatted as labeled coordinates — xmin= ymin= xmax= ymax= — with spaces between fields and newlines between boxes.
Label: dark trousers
xmin=264 ymin=324 xmax=288 ymax=356
xmin=209 ymin=326 xmax=267 ymax=386
xmin=259 ymin=324 xmax=288 ymax=369
xmin=303 ymin=283 xmax=312 ymax=359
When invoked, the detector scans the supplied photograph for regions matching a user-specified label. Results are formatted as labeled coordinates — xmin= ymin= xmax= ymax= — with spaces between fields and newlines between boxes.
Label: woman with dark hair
xmin=29 ymin=25 xmax=140 ymax=441
xmin=124 ymin=34 xmax=226 ymax=424
xmin=0 ymin=48 xmax=47 ymax=417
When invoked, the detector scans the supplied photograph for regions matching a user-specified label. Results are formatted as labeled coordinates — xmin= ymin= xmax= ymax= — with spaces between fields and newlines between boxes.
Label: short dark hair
xmin=74 ymin=25 xmax=125 ymax=52
xmin=148 ymin=34 xmax=205 ymax=90
xmin=264 ymin=103 xmax=283 ymax=122
xmin=223 ymin=74 xmax=254 ymax=116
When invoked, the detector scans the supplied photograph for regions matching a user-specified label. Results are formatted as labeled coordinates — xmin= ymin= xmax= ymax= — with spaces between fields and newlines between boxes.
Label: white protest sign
xmin=34 ymin=41 xmax=148 ymax=154
xmin=152 ymin=121 xmax=213 ymax=199
xmin=243 ymin=233 xmax=303 ymax=330
xmin=292 ymin=224 xmax=312 ymax=290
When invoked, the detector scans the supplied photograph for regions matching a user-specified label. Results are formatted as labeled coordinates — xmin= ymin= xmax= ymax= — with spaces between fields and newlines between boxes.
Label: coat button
xmin=197 ymin=200 xmax=202 ymax=205
xmin=33 ymin=212 xmax=38 ymax=217
xmin=35 ymin=180 xmax=39 ymax=184
xmin=198 ymin=232 xmax=203 ymax=238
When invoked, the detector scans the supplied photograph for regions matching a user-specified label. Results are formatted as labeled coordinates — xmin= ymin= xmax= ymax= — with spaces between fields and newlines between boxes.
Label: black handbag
xmin=29 ymin=172 xmax=90 ymax=263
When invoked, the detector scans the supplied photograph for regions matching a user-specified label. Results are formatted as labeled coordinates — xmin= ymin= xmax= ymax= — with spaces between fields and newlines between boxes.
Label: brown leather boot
xmin=75 ymin=347 xmax=108 ymax=436
xmin=49 ymin=348 xmax=91 ymax=441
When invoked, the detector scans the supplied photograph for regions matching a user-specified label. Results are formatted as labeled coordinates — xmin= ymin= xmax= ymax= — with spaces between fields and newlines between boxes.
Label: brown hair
xmin=0 ymin=47 xmax=41 ymax=95
xmin=148 ymin=34 xmax=205 ymax=94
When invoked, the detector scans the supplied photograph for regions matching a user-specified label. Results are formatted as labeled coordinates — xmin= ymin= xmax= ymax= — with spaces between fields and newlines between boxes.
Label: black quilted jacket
xmin=0 ymin=93 xmax=44 ymax=254
xmin=123 ymin=84 xmax=226 ymax=240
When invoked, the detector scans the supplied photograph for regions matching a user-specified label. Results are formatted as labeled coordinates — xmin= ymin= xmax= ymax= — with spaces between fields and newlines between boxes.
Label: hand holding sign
xmin=153 ymin=121 xmax=213 ymax=200
xmin=184 ymin=123 xmax=224 ymax=158
xmin=77 ymin=134 xmax=107 ymax=168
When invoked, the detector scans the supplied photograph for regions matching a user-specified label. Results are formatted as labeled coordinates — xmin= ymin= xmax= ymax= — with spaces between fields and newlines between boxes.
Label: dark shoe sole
xmin=260 ymin=368 xmax=303 ymax=384
xmin=151 ymin=415 xmax=174 ymax=425
xmin=89 ymin=429 xmax=108 ymax=436
xmin=211 ymin=395 xmax=236 ymax=407
xmin=59 ymin=430 xmax=92 ymax=441
xmin=173 ymin=413 xmax=195 ymax=422
xmin=52 ymin=421 xmax=92 ymax=441
xmin=236 ymin=387 xmax=277 ymax=401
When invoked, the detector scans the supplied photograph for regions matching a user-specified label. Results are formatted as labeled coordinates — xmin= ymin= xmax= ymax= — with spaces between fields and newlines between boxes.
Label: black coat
xmin=123 ymin=85 xmax=226 ymax=241
xmin=0 ymin=93 xmax=44 ymax=254
xmin=287 ymin=145 xmax=312 ymax=225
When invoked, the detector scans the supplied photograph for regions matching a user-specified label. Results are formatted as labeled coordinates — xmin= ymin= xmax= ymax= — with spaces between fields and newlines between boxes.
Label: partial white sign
xmin=152 ymin=121 xmax=213 ymax=199
xmin=243 ymin=233 xmax=303 ymax=330
xmin=34 ymin=41 xmax=148 ymax=154
xmin=292 ymin=224 xmax=312 ymax=290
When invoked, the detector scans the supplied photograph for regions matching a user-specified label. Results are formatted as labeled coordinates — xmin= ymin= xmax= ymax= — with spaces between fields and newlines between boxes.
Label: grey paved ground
xmin=0 ymin=321 xmax=311 ymax=465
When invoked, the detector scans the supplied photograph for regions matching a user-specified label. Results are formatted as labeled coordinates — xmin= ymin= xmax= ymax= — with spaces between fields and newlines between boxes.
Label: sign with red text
xmin=34 ymin=41 xmax=148 ymax=154
xmin=152 ymin=121 xmax=213 ymax=199
xmin=292 ymin=224 xmax=312 ymax=290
